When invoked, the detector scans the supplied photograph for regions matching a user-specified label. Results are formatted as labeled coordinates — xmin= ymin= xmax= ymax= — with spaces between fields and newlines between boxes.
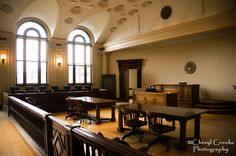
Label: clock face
xmin=184 ymin=61 xmax=196 ymax=74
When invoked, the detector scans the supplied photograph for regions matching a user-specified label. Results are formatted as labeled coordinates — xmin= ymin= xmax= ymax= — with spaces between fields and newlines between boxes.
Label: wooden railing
xmin=71 ymin=127 xmax=147 ymax=156
xmin=9 ymin=96 xmax=52 ymax=153
xmin=8 ymin=96 xmax=148 ymax=156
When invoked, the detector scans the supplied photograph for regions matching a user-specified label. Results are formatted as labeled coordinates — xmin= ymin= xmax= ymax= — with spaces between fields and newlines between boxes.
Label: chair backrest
xmin=122 ymin=109 xmax=147 ymax=127
xmin=51 ymin=85 xmax=59 ymax=92
xmin=147 ymin=112 xmax=175 ymax=134
xmin=74 ymin=85 xmax=82 ymax=91
xmin=25 ymin=96 xmax=42 ymax=108
xmin=64 ymin=85 xmax=71 ymax=91
xmin=25 ymin=86 xmax=35 ymax=92
xmin=39 ymin=86 xmax=47 ymax=92
xmin=66 ymin=98 xmax=88 ymax=113
xmin=25 ymin=97 xmax=37 ymax=104
xmin=66 ymin=98 xmax=78 ymax=112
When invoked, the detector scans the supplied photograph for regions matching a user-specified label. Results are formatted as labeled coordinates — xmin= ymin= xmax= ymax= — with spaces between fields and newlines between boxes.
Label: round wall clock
xmin=184 ymin=61 xmax=196 ymax=74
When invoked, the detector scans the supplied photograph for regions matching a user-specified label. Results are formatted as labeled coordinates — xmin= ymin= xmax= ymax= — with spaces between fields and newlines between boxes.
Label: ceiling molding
xmin=103 ymin=9 xmax=236 ymax=52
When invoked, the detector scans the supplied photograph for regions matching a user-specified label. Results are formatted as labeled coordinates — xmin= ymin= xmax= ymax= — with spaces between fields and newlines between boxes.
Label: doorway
xmin=117 ymin=59 xmax=143 ymax=101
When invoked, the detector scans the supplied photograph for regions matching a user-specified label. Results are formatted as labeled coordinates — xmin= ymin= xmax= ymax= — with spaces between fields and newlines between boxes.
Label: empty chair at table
xmin=65 ymin=98 xmax=91 ymax=123
xmin=146 ymin=112 xmax=176 ymax=152
xmin=121 ymin=108 xmax=147 ymax=142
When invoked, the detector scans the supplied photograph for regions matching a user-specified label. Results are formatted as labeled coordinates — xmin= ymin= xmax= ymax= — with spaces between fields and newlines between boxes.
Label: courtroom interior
xmin=0 ymin=0 xmax=236 ymax=156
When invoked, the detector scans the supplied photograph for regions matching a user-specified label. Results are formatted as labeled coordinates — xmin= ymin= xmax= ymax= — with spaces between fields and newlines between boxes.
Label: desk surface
xmin=68 ymin=96 xmax=115 ymax=104
xmin=116 ymin=103 xmax=206 ymax=118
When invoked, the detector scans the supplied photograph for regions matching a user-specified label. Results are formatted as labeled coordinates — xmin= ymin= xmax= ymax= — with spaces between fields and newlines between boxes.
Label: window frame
xmin=16 ymin=20 xmax=48 ymax=86
xmin=67 ymin=28 xmax=93 ymax=85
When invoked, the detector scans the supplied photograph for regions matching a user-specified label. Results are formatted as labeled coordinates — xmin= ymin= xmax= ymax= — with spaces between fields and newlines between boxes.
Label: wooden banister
xmin=8 ymin=96 xmax=148 ymax=156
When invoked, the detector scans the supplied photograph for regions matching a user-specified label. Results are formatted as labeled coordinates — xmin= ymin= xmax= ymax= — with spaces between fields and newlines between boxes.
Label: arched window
xmin=67 ymin=28 xmax=92 ymax=84
xmin=16 ymin=21 xmax=48 ymax=85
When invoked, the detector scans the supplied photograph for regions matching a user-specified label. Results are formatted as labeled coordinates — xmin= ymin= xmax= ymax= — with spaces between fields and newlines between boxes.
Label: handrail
xmin=8 ymin=96 xmax=53 ymax=155
xmin=8 ymin=96 xmax=148 ymax=156
xmin=72 ymin=127 xmax=148 ymax=156
xmin=9 ymin=96 xmax=51 ymax=118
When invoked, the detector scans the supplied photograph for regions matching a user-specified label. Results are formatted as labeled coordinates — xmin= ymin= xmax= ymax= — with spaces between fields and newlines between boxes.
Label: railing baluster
xmin=8 ymin=96 xmax=148 ymax=156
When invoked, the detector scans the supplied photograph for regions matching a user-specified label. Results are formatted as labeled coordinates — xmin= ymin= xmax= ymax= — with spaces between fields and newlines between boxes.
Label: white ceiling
xmin=0 ymin=0 xmax=154 ymax=43
xmin=0 ymin=0 xmax=235 ymax=48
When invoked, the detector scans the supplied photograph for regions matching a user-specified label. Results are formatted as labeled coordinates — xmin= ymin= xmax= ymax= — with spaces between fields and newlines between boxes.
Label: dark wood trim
xmin=8 ymin=96 xmax=148 ymax=156
xmin=117 ymin=59 xmax=143 ymax=101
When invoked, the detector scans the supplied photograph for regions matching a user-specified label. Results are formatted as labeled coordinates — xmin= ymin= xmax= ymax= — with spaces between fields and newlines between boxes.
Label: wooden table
xmin=68 ymin=96 xmax=116 ymax=124
xmin=115 ymin=103 xmax=206 ymax=150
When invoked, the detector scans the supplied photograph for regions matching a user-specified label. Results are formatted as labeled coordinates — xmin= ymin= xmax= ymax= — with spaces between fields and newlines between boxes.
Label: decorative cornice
xmin=103 ymin=9 xmax=236 ymax=52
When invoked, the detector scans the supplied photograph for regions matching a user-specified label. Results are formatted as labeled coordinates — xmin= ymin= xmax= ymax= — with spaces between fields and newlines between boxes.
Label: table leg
xmin=95 ymin=106 xmax=101 ymax=124
xmin=194 ymin=115 xmax=201 ymax=139
xmin=117 ymin=108 xmax=124 ymax=132
xmin=178 ymin=119 xmax=187 ymax=150
xmin=111 ymin=105 xmax=116 ymax=122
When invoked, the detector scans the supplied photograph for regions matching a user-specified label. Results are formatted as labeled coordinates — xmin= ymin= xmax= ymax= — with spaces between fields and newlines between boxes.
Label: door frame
xmin=117 ymin=59 xmax=143 ymax=101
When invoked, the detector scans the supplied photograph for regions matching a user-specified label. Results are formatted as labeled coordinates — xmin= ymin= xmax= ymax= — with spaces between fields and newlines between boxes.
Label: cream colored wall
xmin=108 ymin=30 xmax=236 ymax=101
xmin=106 ymin=0 xmax=236 ymax=43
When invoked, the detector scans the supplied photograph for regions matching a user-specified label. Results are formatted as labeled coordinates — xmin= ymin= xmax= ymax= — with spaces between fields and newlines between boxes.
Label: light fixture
xmin=1 ymin=53 xmax=7 ymax=64
xmin=56 ymin=57 xmax=63 ymax=67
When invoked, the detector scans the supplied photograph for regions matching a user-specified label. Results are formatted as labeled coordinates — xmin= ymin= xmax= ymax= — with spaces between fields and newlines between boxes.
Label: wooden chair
xmin=121 ymin=109 xmax=147 ymax=142
xmin=25 ymin=96 xmax=42 ymax=108
xmin=51 ymin=85 xmax=59 ymax=92
xmin=146 ymin=112 xmax=176 ymax=152
xmin=64 ymin=85 xmax=71 ymax=91
xmin=25 ymin=86 xmax=35 ymax=92
xmin=65 ymin=98 xmax=91 ymax=123
xmin=38 ymin=86 xmax=47 ymax=92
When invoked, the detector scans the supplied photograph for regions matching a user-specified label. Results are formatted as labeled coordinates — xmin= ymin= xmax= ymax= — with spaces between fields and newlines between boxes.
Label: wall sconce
xmin=1 ymin=53 xmax=7 ymax=64
xmin=56 ymin=57 xmax=63 ymax=67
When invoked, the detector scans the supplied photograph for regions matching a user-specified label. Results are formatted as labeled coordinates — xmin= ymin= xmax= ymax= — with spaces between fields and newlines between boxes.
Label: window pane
xmin=41 ymin=62 xmax=47 ymax=72
xmin=16 ymin=21 xmax=48 ymax=85
xmin=67 ymin=28 xmax=92 ymax=84
xmin=68 ymin=44 xmax=73 ymax=65
xmin=86 ymin=46 xmax=91 ymax=65
xmin=41 ymin=73 xmax=46 ymax=84
xmin=75 ymin=36 xmax=84 ymax=42
xmin=75 ymin=45 xmax=84 ymax=65
xmin=75 ymin=66 xmax=84 ymax=83
xmin=17 ymin=22 xmax=47 ymax=38
xmin=26 ymin=62 xmax=38 ymax=83
xmin=86 ymin=66 xmax=91 ymax=83
xmin=41 ymin=41 xmax=47 ymax=61
xmin=16 ymin=61 xmax=24 ymax=84
xmin=26 ymin=39 xmax=38 ymax=61
xmin=16 ymin=38 xmax=24 ymax=60
xmin=68 ymin=29 xmax=90 ymax=43
xmin=41 ymin=62 xmax=47 ymax=83
xmin=68 ymin=65 xmax=73 ymax=84
xmin=26 ymin=30 xmax=38 ymax=37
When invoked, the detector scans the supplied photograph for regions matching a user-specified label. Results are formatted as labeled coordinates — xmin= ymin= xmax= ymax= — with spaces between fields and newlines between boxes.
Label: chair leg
xmin=138 ymin=132 xmax=144 ymax=143
xmin=65 ymin=112 xmax=77 ymax=120
xmin=122 ymin=130 xmax=136 ymax=141
xmin=146 ymin=135 xmax=171 ymax=152
xmin=122 ymin=129 xmax=144 ymax=142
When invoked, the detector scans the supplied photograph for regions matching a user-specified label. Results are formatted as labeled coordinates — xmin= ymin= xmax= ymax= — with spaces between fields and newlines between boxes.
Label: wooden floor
xmin=0 ymin=111 xmax=41 ymax=156
xmin=1 ymin=107 xmax=236 ymax=156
